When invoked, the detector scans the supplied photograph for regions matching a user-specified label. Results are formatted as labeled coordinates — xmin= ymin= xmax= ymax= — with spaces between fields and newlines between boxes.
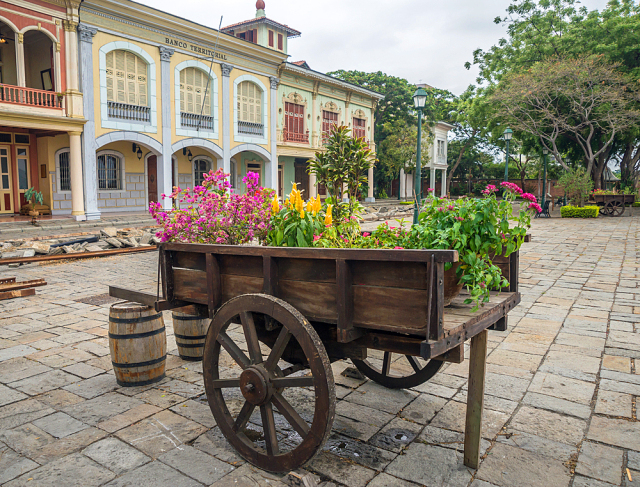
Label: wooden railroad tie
xmin=0 ymin=278 xmax=47 ymax=301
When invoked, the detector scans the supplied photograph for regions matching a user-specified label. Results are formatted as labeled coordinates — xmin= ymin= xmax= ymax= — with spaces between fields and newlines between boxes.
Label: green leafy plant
xmin=24 ymin=187 xmax=44 ymax=208
xmin=557 ymin=168 xmax=593 ymax=207
xmin=560 ymin=205 xmax=599 ymax=218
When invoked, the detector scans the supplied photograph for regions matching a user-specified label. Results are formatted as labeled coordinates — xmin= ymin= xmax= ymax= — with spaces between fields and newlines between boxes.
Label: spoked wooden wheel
xmin=605 ymin=200 xmax=624 ymax=217
xmin=352 ymin=351 xmax=444 ymax=389
xmin=203 ymin=294 xmax=335 ymax=473
xmin=598 ymin=205 xmax=609 ymax=216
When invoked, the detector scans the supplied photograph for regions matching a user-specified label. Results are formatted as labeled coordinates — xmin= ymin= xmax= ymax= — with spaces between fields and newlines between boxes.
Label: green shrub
xmin=560 ymin=205 xmax=599 ymax=218
xmin=399 ymin=201 xmax=413 ymax=206
xmin=632 ymin=202 xmax=640 ymax=208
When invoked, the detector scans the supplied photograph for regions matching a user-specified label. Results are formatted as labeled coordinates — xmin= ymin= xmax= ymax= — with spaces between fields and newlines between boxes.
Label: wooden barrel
xmin=172 ymin=307 xmax=209 ymax=361
xmin=109 ymin=302 xmax=166 ymax=387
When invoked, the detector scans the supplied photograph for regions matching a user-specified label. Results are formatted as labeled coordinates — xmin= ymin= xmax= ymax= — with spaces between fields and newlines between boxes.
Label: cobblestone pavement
xmin=0 ymin=216 xmax=639 ymax=487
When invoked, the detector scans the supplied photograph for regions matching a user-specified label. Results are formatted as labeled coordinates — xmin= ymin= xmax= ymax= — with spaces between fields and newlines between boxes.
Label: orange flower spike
xmin=306 ymin=199 xmax=313 ymax=213
xmin=271 ymin=196 xmax=279 ymax=216
xmin=325 ymin=205 xmax=333 ymax=226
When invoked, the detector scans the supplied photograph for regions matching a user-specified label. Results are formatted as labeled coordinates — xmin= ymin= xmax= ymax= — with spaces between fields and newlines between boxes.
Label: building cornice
xmin=281 ymin=63 xmax=385 ymax=101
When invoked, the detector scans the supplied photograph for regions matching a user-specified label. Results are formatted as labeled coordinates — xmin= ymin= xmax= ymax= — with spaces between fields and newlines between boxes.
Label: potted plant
xmin=24 ymin=187 xmax=44 ymax=225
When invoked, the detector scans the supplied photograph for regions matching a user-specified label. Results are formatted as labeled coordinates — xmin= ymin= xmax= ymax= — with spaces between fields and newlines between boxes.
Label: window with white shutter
xmin=237 ymin=81 xmax=262 ymax=123
xmin=105 ymin=50 xmax=148 ymax=107
xmin=180 ymin=68 xmax=211 ymax=116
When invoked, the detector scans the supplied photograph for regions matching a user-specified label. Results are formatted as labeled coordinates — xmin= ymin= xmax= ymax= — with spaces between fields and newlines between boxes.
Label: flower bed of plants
xmin=560 ymin=205 xmax=599 ymax=218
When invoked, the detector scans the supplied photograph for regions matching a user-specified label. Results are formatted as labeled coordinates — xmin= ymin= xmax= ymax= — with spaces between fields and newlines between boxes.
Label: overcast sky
xmin=147 ymin=0 xmax=610 ymax=95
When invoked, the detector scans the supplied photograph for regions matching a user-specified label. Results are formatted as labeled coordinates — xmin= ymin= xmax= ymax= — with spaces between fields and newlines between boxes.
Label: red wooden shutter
xmin=322 ymin=111 xmax=338 ymax=141
xmin=278 ymin=33 xmax=283 ymax=50
xmin=269 ymin=30 xmax=274 ymax=47
xmin=253 ymin=29 xmax=258 ymax=44
xmin=353 ymin=118 xmax=366 ymax=139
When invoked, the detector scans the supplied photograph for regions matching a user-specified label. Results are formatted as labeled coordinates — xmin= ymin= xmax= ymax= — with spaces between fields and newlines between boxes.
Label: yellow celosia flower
xmin=295 ymin=194 xmax=303 ymax=214
xmin=306 ymin=199 xmax=313 ymax=213
xmin=314 ymin=196 xmax=322 ymax=215
xmin=325 ymin=205 xmax=333 ymax=226
xmin=299 ymin=208 xmax=305 ymax=219
xmin=271 ymin=196 xmax=279 ymax=215
xmin=292 ymin=183 xmax=297 ymax=192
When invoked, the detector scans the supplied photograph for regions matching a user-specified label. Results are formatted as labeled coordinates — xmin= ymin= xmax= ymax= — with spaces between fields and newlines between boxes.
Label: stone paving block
xmin=4 ymin=452 xmax=115 ymax=487
xmin=343 ymin=381 xmax=417 ymax=414
xmin=0 ymin=398 xmax=55 ymax=431
xmin=430 ymin=400 xmax=509 ymax=440
xmin=411 ymin=380 xmax=458 ymax=398
xmin=0 ymin=357 xmax=51 ymax=383
xmin=399 ymin=393 xmax=448 ymax=424
xmin=476 ymin=443 xmax=571 ymax=487
xmin=0 ymin=345 xmax=37 ymax=362
xmin=601 ymin=369 xmax=640 ymax=385
xmin=367 ymin=473 xmax=422 ymax=487
xmin=332 ymin=413 xmax=382 ymax=442
xmin=528 ymin=372 xmax=596 ymax=405
xmin=102 ymin=460 xmax=202 ymax=487
xmin=308 ymin=451 xmax=376 ymax=487
xmin=30 ymin=426 xmax=108 ymax=465
xmin=462 ymin=372 xmax=530 ymax=402
xmin=385 ymin=443 xmax=472 ymax=486
xmin=210 ymin=463 xmax=287 ymax=486
xmin=626 ymin=469 xmax=640 ymax=487
xmin=96 ymin=403 xmax=161 ymax=433
xmin=487 ymin=349 xmax=543 ymax=372
xmin=539 ymin=350 xmax=601 ymax=381
xmin=0 ymin=422 xmax=56 ymax=458
xmin=0 ymin=384 xmax=28 ymax=407
xmin=599 ymin=378 xmax=640 ymax=396
xmin=116 ymin=409 xmax=208 ymax=458
xmin=368 ymin=417 xmax=423 ymax=453
xmin=0 ymin=444 xmax=39 ymax=484
xmin=453 ymin=390 xmax=519 ymax=414
xmin=629 ymin=451 xmax=640 ymax=471
xmin=419 ymin=425 xmax=490 ymax=456
xmin=62 ymin=362 xmax=105 ymax=378
xmin=157 ymin=378 xmax=205 ymax=398
xmin=523 ymin=391 xmax=592 ymax=419
xmin=573 ymin=475 xmax=620 ymax=487
xmin=134 ymin=388 xmax=186 ymax=408
xmin=192 ymin=427 xmax=246 ymax=465
xmin=587 ymin=416 xmax=640 ymax=451
xmin=9 ymin=369 xmax=80 ymax=395
xmin=36 ymin=389 xmax=84 ymax=410
xmin=169 ymin=399 xmax=216 ymax=428
xmin=62 ymin=372 xmax=119 ymax=399
xmin=322 ymin=433 xmax=396 ymax=471
xmin=83 ymin=437 xmax=151 ymax=474
xmin=575 ymin=441 xmax=623 ymax=485
xmin=159 ymin=444 xmax=234 ymax=484
xmin=602 ymin=355 xmax=632 ymax=373
xmin=334 ymin=397 xmax=395 ymax=426
xmin=32 ymin=411 xmax=88 ymax=438
xmin=496 ymin=430 xmax=576 ymax=463
xmin=594 ymin=390 xmax=633 ymax=418
xmin=63 ymin=392 xmax=143 ymax=425
xmin=509 ymin=406 xmax=586 ymax=445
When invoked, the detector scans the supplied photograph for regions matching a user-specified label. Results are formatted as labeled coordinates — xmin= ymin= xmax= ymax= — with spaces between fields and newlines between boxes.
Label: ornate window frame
xmin=233 ymin=74 xmax=268 ymax=145
xmin=54 ymin=147 xmax=71 ymax=194
xmin=351 ymin=108 xmax=369 ymax=140
xmin=191 ymin=155 xmax=215 ymax=187
xmin=98 ymin=41 xmax=157 ymax=133
xmin=175 ymin=60 xmax=219 ymax=139
xmin=96 ymin=149 xmax=126 ymax=193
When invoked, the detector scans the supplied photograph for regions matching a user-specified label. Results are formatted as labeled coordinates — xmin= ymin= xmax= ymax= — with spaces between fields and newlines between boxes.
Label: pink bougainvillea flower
xmin=529 ymin=202 xmax=542 ymax=213
xmin=521 ymin=193 xmax=537 ymax=203
xmin=455 ymin=216 xmax=464 ymax=222
xmin=362 ymin=232 xmax=370 ymax=237
xmin=313 ymin=235 xmax=321 ymax=242
xmin=394 ymin=246 xmax=404 ymax=250
xmin=500 ymin=181 xmax=524 ymax=194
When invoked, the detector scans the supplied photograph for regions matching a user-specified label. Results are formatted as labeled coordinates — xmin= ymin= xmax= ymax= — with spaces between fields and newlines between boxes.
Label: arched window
xmin=55 ymin=149 xmax=71 ymax=192
xmin=105 ymin=50 xmax=148 ymax=107
xmin=180 ymin=68 xmax=211 ymax=116
xmin=237 ymin=81 xmax=262 ymax=126
xmin=97 ymin=152 xmax=123 ymax=190
xmin=193 ymin=158 xmax=212 ymax=187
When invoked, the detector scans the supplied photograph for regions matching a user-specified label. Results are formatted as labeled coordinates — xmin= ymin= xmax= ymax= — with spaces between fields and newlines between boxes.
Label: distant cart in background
xmin=591 ymin=194 xmax=635 ymax=217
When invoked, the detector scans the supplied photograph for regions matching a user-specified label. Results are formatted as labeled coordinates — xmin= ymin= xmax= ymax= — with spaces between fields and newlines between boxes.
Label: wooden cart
xmin=592 ymin=193 xmax=635 ymax=217
xmin=110 ymin=243 xmax=521 ymax=473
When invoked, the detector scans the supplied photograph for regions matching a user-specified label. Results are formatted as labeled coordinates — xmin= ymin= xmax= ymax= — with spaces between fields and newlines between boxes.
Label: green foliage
xmin=24 ymin=187 xmax=43 ymax=206
xmin=266 ymin=190 xmax=325 ymax=247
xmin=632 ymin=202 xmax=640 ymax=208
xmin=307 ymin=125 xmax=374 ymax=219
xmin=560 ymin=205 xmax=599 ymax=218
xmin=557 ymin=168 xmax=593 ymax=206
xmin=377 ymin=120 xmax=425 ymax=186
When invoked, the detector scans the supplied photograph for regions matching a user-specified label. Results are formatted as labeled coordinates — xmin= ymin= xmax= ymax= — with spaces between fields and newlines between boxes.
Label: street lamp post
xmin=503 ymin=128 xmax=513 ymax=182
xmin=542 ymin=148 xmax=548 ymax=209
xmin=413 ymin=87 xmax=427 ymax=225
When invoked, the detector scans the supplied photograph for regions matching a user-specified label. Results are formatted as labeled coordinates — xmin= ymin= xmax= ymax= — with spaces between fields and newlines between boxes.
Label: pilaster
xmin=15 ymin=32 xmax=25 ymax=87
xmin=159 ymin=46 xmax=175 ymax=210
xmin=78 ymin=24 xmax=100 ymax=220
xmin=221 ymin=63 xmax=234 ymax=179
xmin=267 ymin=76 xmax=279 ymax=192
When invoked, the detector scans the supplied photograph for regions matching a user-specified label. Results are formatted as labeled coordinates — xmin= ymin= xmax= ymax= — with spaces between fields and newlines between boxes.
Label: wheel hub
xmin=240 ymin=365 xmax=272 ymax=405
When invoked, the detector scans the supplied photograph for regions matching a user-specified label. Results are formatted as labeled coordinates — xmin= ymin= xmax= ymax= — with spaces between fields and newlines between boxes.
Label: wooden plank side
xmin=220 ymin=274 xmax=263 ymax=303
xmin=173 ymin=251 xmax=206 ymax=271
xmin=352 ymin=285 xmax=428 ymax=331
xmin=172 ymin=268 xmax=208 ymax=304
xmin=219 ymin=255 xmax=263 ymax=277
xmin=163 ymin=243 xmax=458 ymax=263
xmin=279 ymin=280 xmax=337 ymax=323
xmin=206 ymin=253 xmax=222 ymax=312
xmin=278 ymin=258 xmax=335 ymax=283
xmin=351 ymin=260 xmax=428 ymax=289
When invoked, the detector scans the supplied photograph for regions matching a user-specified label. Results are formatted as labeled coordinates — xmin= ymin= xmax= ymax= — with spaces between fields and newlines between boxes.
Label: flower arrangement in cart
xmin=150 ymin=126 xmax=538 ymax=310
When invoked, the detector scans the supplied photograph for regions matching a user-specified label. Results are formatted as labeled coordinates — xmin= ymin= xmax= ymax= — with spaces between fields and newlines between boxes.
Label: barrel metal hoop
xmin=174 ymin=333 xmax=207 ymax=340
xmin=173 ymin=315 xmax=208 ymax=321
xmin=112 ymin=355 xmax=167 ymax=368
xmin=176 ymin=343 xmax=205 ymax=348
xmin=117 ymin=373 xmax=166 ymax=387
xmin=109 ymin=326 xmax=166 ymax=340
xmin=109 ymin=313 xmax=163 ymax=324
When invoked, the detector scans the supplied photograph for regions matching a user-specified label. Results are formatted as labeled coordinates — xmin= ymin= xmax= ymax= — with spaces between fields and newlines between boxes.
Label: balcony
xmin=0 ymin=84 xmax=62 ymax=109
xmin=107 ymin=101 xmax=151 ymax=123
xmin=284 ymin=129 xmax=309 ymax=144
xmin=238 ymin=120 xmax=264 ymax=137
xmin=181 ymin=112 xmax=214 ymax=131
xmin=437 ymin=155 xmax=447 ymax=165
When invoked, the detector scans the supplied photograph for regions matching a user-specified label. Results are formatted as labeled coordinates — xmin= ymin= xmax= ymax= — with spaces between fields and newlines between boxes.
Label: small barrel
xmin=109 ymin=302 xmax=166 ymax=387
xmin=172 ymin=307 xmax=210 ymax=361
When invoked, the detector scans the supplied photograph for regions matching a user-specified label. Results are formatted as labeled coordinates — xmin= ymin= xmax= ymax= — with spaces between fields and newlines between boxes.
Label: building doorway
xmin=294 ymin=158 xmax=309 ymax=198
xmin=0 ymin=146 xmax=12 ymax=213
xmin=278 ymin=164 xmax=284 ymax=198
xmin=147 ymin=155 xmax=157 ymax=203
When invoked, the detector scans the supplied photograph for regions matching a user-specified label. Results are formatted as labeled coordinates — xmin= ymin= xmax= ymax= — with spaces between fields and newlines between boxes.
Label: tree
xmin=490 ymin=55 xmax=640 ymax=187
xmin=377 ymin=120 xmax=418 ymax=199
xmin=557 ymin=167 xmax=593 ymax=206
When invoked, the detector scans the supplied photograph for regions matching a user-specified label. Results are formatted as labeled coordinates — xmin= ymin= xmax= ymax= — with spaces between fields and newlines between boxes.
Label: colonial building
xmin=0 ymin=0 xmax=85 ymax=217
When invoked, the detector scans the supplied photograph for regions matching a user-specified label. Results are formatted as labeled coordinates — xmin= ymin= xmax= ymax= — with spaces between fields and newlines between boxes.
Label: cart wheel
xmin=203 ymin=294 xmax=335 ymax=473
xmin=598 ymin=205 xmax=609 ymax=216
xmin=352 ymin=352 xmax=444 ymax=389
xmin=606 ymin=200 xmax=624 ymax=217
